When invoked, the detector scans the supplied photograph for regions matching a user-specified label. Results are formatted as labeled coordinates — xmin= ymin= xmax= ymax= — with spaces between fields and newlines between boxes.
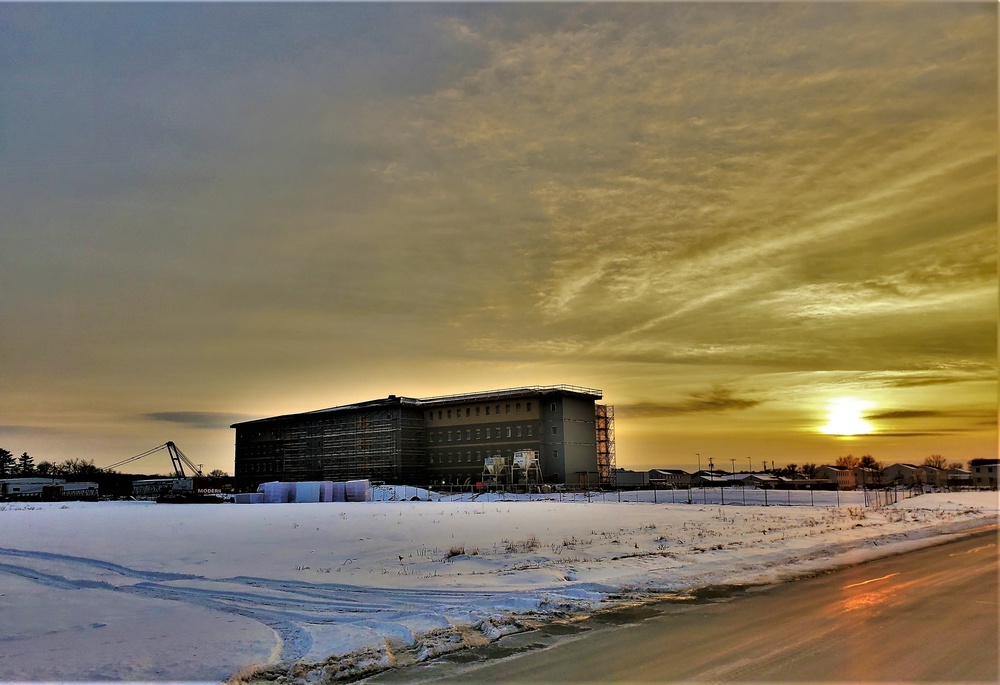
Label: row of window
xmin=429 ymin=424 xmax=544 ymax=443
xmin=429 ymin=449 xmax=549 ymax=466
xmin=427 ymin=401 xmax=545 ymax=421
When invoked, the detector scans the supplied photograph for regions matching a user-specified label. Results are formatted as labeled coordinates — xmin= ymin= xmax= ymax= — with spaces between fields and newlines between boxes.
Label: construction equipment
xmin=108 ymin=443 xmax=225 ymax=502
xmin=107 ymin=441 xmax=203 ymax=478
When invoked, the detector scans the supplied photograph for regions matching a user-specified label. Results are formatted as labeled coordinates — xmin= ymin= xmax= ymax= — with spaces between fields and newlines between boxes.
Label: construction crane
xmin=108 ymin=443 xmax=226 ymax=503
xmin=106 ymin=442 xmax=203 ymax=478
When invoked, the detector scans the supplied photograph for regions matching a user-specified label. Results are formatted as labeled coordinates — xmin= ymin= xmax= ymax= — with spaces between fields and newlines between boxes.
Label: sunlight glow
xmin=820 ymin=397 xmax=875 ymax=435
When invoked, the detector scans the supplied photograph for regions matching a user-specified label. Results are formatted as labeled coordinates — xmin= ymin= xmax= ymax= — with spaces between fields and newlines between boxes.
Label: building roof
xmin=232 ymin=385 xmax=604 ymax=427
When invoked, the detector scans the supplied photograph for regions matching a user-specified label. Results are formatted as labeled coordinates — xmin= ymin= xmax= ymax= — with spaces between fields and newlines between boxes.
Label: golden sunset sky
xmin=1 ymin=3 xmax=996 ymax=475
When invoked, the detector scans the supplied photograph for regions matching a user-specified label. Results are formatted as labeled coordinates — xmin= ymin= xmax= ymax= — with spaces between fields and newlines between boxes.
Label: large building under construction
xmin=232 ymin=385 xmax=615 ymax=491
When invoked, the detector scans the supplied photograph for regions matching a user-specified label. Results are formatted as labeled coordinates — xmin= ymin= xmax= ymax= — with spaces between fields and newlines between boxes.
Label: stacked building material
xmin=332 ymin=481 xmax=347 ymax=502
xmin=318 ymin=481 xmax=334 ymax=502
xmin=294 ymin=482 xmax=322 ymax=503
xmin=259 ymin=481 xmax=293 ymax=503
xmin=345 ymin=479 xmax=370 ymax=502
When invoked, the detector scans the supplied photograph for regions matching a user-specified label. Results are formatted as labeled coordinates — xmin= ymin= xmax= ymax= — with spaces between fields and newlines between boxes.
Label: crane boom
xmin=106 ymin=442 xmax=203 ymax=477
xmin=166 ymin=441 xmax=202 ymax=478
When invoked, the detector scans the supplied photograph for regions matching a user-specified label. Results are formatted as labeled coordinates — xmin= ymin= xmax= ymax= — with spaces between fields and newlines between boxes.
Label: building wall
xmin=971 ymin=459 xmax=999 ymax=488
xmin=424 ymin=395 xmax=542 ymax=485
xmin=551 ymin=396 xmax=599 ymax=486
xmin=234 ymin=387 xmax=604 ymax=490
xmin=234 ymin=399 xmax=425 ymax=491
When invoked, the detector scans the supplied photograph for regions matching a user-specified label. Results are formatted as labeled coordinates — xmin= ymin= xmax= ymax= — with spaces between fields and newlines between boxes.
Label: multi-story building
xmin=815 ymin=465 xmax=855 ymax=490
xmin=970 ymin=459 xmax=999 ymax=489
xmin=232 ymin=385 xmax=614 ymax=491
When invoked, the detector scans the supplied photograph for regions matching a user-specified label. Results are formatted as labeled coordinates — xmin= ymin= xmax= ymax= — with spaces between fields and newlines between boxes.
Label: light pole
xmin=697 ymin=453 xmax=703 ymax=503
xmin=732 ymin=458 xmax=743 ymax=505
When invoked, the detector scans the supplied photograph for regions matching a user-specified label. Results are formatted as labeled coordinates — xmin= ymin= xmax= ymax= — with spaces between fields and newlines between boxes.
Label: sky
xmin=1 ymin=3 xmax=996 ymax=476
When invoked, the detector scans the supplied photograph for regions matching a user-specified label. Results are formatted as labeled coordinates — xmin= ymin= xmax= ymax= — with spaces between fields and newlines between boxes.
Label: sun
xmin=820 ymin=397 xmax=875 ymax=435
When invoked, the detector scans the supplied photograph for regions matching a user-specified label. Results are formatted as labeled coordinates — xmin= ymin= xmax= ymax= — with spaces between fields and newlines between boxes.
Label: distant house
xmin=690 ymin=470 xmax=730 ymax=487
xmin=743 ymin=473 xmax=780 ymax=488
xmin=648 ymin=469 xmax=691 ymax=488
xmin=970 ymin=459 xmax=999 ymax=489
xmin=613 ymin=468 xmax=649 ymax=488
xmin=853 ymin=466 xmax=883 ymax=487
xmin=918 ymin=465 xmax=948 ymax=488
xmin=882 ymin=463 xmax=926 ymax=487
xmin=0 ymin=478 xmax=99 ymax=501
xmin=815 ymin=465 xmax=855 ymax=490
xmin=947 ymin=468 xmax=971 ymax=488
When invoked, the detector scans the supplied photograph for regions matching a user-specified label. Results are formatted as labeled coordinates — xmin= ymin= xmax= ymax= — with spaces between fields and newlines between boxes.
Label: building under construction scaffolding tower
xmin=595 ymin=404 xmax=617 ymax=487
xmin=233 ymin=385 xmax=614 ymax=491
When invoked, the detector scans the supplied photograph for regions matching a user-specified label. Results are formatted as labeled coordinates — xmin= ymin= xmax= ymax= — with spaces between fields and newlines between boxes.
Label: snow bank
xmin=0 ymin=490 xmax=995 ymax=682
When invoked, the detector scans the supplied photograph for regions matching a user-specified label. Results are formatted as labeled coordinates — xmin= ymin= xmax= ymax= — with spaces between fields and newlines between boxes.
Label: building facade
xmin=970 ymin=459 xmax=999 ymax=488
xmin=233 ymin=385 xmax=614 ymax=491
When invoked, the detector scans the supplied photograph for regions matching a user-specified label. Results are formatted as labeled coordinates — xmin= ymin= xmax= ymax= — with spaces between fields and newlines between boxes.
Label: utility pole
xmin=708 ymin=457 xmax=715 ymax=504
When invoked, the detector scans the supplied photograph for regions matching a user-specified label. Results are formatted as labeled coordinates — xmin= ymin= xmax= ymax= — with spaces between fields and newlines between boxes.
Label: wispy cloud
xmin=618 ymin=387 xmax=762 ymax=417
xmin=142 ymin=412 xmax=256 ymax=430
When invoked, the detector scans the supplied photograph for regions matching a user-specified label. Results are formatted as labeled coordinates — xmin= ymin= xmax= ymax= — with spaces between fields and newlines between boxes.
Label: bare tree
xmin=801 ymin=463 xmax=818 ymax=478
xmin=835 ymin=454 xmax=860 ymax=470
xmin=922 ymin=454 xmax=948 ymax=469
xmin=946 ymin=461 xmax=964 ymax=470
xmin=207 ymin=469 xmax=228 ymax=478
xmin=859 ymin=454 xmax=881 ymax=469
xmin=780 ymin=463 xmax=800 ymax=478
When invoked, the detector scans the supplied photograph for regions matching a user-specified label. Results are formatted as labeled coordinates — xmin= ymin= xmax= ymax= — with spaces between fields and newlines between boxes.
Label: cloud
xmin=867 ymin=410 xmax=947 ymax=420
xmin=142 ymin=412 xmax=255 ymax=430
xmin=618 ymin=387 xmax=762 ymax=417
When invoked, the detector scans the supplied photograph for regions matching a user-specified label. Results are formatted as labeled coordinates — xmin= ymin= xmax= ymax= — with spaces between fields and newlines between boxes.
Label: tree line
xmin=0 ymin=447 xmax=228 ymax=479
xmin=738 ymin=454 xmax=967 ymax=479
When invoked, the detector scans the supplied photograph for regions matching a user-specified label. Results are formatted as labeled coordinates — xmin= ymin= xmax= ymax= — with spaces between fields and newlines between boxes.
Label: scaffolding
xmin=596 ymin=404 xmax=617 ymax=487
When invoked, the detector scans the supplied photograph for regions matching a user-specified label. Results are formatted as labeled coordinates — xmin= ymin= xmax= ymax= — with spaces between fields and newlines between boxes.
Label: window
xmin=551 ymin=402 xmax=556 ymax=412
xmin=506 ymin=426 xmax=512 ymax=438
xmin=516 ymin=403 xmax=521 ymax=413
xmin=505 ymin=403 xmax=510 ymax=414
xmin=448 ymin=454 xmax=452 ymax=463
xmin=527 ymin=425 xmax=533 ymax=436
xmin=551 ymin=426 xmax=557 ymax=435
xmin=428 ymin=411 xmax=433 ymax=421
xmin=527 ymin=402 xmax=532 ymax=412
xmin=466 ymin=429 xmax=471 ymax=440
xmin=476 ymin=429 xmax=481 ymax=440
xmin=448 ymin=431 xmax=452 ymax=441
xmin=447 ymin=409 xmax=452 ymax=419
xmin=486 ymin=406 xmax=490 ymax=416
xmin=486 ymin=428 xmax=491 ymax=439
xmin=466 ymin=452 xmax=471 ymax=463
xmin=517 ymin=426 xmax=522 ymax=437
xmin=438 ymin=410 xmax=443 ymax=419
xmin=496 ymin=404 xmax=500 ymax=414
xmin=476 ymin=407 xmax=480 ymax=416
xmin=476 ymin=451 xmax=481 ymax=462
xmin=466 ymin=408 xmax=471 ymax=417
xmin=429 ymin=434 xmax=434 ymax=444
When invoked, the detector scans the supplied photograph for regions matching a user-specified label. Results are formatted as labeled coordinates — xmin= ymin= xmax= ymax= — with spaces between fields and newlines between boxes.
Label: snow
xmin=0 ymin=489 xmax=996 ymax=682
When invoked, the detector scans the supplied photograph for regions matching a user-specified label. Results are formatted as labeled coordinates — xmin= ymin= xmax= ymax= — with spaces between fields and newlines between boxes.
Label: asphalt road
xmin=368 ymin=527 xmax=998 ymax=683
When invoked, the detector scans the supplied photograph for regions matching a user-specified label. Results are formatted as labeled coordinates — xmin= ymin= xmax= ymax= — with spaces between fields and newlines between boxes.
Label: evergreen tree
xmin=17 ymin=452 xmax=34 ymax=475
xmin=0 ymin=448 xmax=14 ymax=477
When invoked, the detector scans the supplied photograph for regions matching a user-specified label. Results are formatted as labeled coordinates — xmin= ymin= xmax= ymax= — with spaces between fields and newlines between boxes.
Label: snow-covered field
xmin=0 ymin=489 xmax=996 ymax=683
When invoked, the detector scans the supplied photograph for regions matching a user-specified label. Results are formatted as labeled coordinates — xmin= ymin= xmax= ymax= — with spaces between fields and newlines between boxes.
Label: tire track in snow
xmin=0 ymin=548 xmax=561 ymax=665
